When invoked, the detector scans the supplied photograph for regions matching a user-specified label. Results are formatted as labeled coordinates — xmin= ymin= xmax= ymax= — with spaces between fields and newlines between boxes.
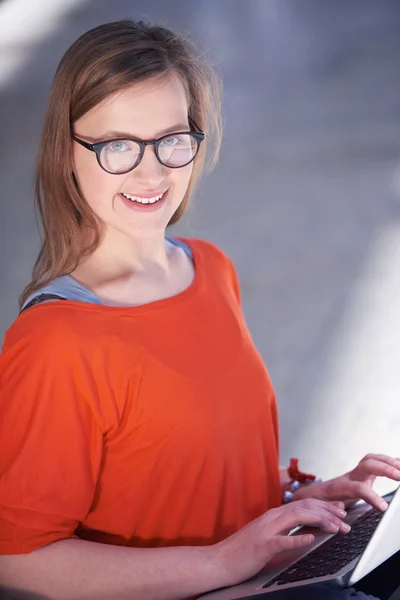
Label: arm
xmin=0 ymin=539 xmax=220 ymax=600
xmin=0 ymin=497 xmax=354 ymax=600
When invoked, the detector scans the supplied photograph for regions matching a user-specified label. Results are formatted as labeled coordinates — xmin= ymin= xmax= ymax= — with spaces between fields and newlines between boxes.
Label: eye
xmin=107 ymin=140 xmax=131 ymax=153
xmin=160 ymin=135 xmax=180 ymax=148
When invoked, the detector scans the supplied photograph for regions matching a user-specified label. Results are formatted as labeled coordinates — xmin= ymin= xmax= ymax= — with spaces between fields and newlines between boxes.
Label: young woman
xmin=0 ymin=19 xmax=398 ymax=600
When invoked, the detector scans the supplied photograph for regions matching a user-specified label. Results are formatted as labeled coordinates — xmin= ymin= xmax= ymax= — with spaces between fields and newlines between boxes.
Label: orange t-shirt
xmin=0 ymin=238 xmax=281 ymax=556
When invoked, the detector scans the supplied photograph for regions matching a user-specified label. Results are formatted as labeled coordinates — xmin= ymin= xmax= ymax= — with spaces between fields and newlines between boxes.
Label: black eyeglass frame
xmin=72 ymin=125 xmax=205 ymax=175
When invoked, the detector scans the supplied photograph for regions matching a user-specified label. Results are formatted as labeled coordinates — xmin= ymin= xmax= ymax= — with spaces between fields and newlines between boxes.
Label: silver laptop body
xmin=198 ymin=486 xmax=400 ymax=599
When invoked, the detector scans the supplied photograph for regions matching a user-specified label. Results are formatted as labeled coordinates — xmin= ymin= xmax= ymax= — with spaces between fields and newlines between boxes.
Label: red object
xmin=287 ymin=458 xmax=317 ymax=483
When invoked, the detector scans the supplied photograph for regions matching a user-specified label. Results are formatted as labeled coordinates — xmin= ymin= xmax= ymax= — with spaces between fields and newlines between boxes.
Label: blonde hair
xmin=20 ymin=19 xmax=222 ymax=308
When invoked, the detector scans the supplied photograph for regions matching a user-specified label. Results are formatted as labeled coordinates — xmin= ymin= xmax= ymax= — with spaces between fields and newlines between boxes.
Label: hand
xmin=294 ymin=454 xmax=400 ymax=512
xmin=212 ymin=498 xmax=349 ymax=588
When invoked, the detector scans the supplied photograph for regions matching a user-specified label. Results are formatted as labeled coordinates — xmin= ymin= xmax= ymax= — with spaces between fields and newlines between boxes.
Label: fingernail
xmin=342 ymin=523 xmax=351 ymax=532
xmin=338 ymin=509 xmax=347 ymax=517
xmin=380 ymin=501 xmax=388 ymax=511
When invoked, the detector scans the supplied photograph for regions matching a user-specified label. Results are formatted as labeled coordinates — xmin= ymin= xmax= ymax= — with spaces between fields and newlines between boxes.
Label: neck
xmin=74 ymin=226 xmax=172 ymax=287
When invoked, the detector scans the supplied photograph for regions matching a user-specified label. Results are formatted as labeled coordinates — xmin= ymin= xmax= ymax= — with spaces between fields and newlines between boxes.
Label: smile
xmin=121 ymin=191 xmax=165 ymax=204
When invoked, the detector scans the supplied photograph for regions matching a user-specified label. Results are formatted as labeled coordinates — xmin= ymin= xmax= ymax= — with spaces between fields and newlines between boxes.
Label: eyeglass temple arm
xmin=72 ymin=135 xmax=94 ymax=150
xmin=189 ymin=117 xmax=203 ymax=132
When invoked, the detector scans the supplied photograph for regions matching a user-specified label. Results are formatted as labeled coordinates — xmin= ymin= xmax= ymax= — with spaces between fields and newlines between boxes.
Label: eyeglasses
xmin=72 ymin=126 xmax=205 ymax=175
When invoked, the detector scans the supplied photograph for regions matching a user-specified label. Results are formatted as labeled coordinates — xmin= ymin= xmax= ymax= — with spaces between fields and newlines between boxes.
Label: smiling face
xmin=72 ymin=72 xmax=193 ymax=241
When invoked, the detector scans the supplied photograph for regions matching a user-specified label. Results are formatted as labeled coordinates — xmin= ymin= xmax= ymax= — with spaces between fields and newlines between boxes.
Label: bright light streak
xmin=0 ymin=0 xmax=89 ymax=89
xmin=295 ymin=225 xmax=400 ymax=496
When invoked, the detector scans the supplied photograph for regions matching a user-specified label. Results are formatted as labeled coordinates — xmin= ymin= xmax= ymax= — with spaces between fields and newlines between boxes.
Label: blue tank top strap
xmin=166 ymin=237 xmax=193 ymax=259
xmin=20 ymin=275 xmax=102 ymax=313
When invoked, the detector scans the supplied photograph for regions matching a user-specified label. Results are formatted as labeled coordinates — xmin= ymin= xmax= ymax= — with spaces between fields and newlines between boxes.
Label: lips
xmin=119 ymin=189 xmax=169 ymax=212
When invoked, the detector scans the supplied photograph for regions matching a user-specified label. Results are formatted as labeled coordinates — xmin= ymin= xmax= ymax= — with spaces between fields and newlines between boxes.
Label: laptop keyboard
xmin=263 ymin=507 xmax=383 ymax=588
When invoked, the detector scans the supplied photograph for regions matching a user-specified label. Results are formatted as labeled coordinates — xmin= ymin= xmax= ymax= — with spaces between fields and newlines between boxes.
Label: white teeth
xmin=121 ymin=192 xmax=164 ymax=204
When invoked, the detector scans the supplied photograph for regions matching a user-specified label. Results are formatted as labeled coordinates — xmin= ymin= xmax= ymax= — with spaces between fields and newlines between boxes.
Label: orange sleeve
xmin=0 ymin=313 xmax=104 ymax=554
xmin=195 ymin=238 xmax=242 ymax=305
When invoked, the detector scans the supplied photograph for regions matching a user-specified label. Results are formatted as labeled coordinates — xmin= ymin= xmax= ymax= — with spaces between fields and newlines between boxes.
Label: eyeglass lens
xmin=100 ymin=134 xmax=198 ymax=173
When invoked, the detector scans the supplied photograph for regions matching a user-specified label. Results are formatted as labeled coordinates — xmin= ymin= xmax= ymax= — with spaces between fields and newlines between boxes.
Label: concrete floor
xmin=1 ymin=0 xmax=400 ymax=491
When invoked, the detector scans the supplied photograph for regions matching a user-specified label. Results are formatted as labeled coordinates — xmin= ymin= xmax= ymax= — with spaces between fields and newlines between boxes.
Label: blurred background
xmin=1 ymin=0 xmax=400 ymax=494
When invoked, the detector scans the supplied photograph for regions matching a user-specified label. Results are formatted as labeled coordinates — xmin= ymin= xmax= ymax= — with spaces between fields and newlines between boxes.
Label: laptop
xmin=198 ymin=485 xmax=400 ymax=599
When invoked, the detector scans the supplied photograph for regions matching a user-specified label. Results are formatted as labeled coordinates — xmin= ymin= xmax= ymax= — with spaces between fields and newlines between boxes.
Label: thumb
xmin=329 ymin=500 xmax=346 ymax=510
xmin=268 ymin=533 xmax=315 ymax=554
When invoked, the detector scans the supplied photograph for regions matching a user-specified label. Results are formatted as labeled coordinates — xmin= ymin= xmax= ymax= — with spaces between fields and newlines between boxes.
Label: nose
xmin=130 ymin=144 xmax=166 ymax=188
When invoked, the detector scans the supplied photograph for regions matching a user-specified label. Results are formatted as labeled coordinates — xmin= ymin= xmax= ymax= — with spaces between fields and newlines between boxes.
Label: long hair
xmin=20 ymin=19 xmax=222 ymax=309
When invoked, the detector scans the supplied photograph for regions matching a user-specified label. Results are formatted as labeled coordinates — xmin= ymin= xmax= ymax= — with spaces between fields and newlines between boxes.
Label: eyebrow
xmin=81 ymin=123 xmax=190 ymax=143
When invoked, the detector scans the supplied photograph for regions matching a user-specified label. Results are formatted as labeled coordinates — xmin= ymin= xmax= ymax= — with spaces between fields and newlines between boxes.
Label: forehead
xmin=76 ymin=73 xmax=189 ymax=138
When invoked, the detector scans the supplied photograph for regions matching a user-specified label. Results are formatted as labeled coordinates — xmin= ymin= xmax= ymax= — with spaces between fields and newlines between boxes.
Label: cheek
xmin=174 ymin=163 xmax=193 ymax=194
xmin=73 ymin=147 xmax=117 ymax=210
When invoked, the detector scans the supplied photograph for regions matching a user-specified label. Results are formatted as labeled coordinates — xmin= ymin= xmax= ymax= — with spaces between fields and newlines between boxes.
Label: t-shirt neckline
xmin=36 ymin=237 xmax=201 ymax=315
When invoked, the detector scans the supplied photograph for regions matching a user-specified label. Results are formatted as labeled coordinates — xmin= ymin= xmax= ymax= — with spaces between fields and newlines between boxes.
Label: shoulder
xmin=178 ymin=237 xmax=235 ymax=269
xmin=2 ymin=302 xmax=94 ymax=362
xmin=179 ymin=237 xmax=241 ymax=303
xmin=20 ymin=275 xmax=100 ymax=312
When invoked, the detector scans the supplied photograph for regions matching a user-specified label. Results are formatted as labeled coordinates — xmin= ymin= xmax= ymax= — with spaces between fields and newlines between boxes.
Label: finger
xmin=302 ymin=508 xmax=350 ymax=534
xmin=377 ymin=455 xmax=400 ymax=473
xmin=268 ymin=533 xmax=315 ymax=554
xmin=273 ymin=504 xmax=347 ymax=535
xmin=361 ymin=454 xmax=400 ymax=472
xmin=357 ymin=457 xmax=400 ymax=481
xmin=328 ymin=500 xmax=346 ymax=511
xmin=292 ymin=499 xmax=347 ymax=519
xmin=269 ymin=500 xmax=347 ymax=536
xmin=363 ymin=453 xmax=400 ymax=466
xmin=348 ymin=482 xmax=389 ymax=512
